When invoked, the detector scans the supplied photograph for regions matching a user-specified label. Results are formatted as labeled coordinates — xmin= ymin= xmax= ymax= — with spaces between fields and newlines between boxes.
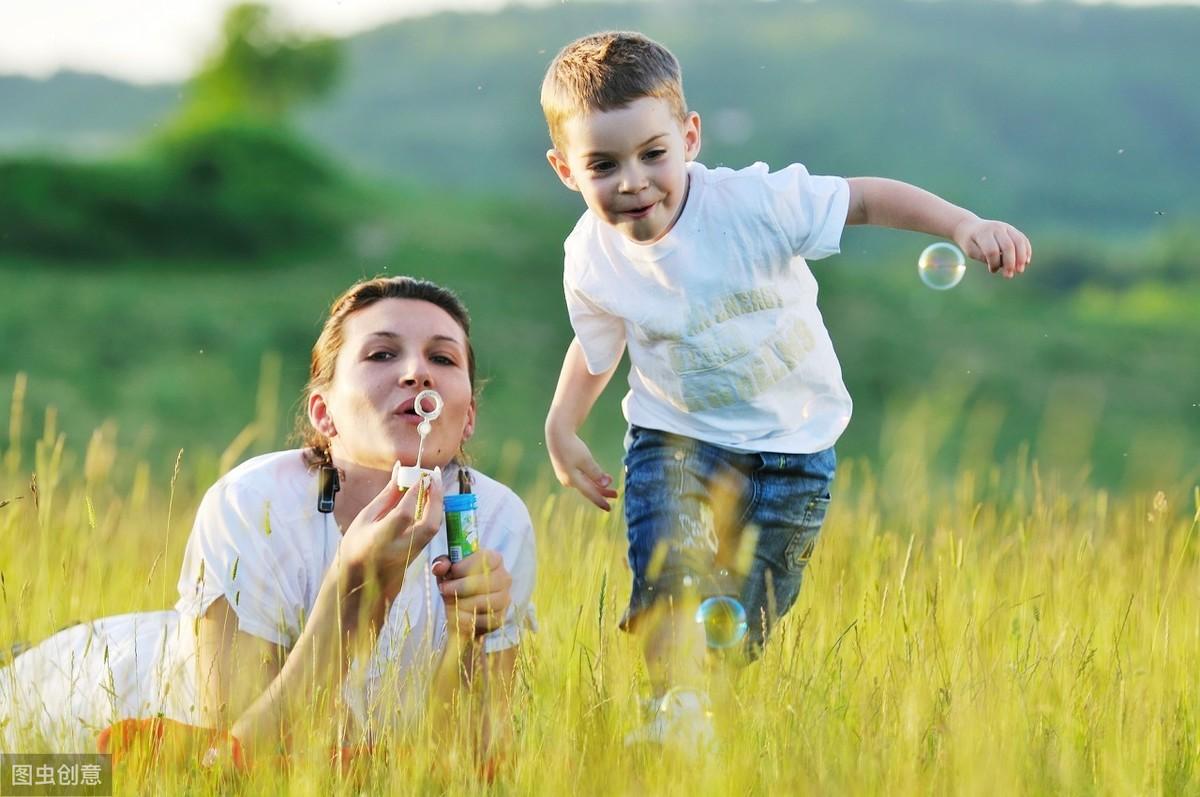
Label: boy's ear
xmin=682 ymin=111 xmax=702 ymax=162
xmin=546 ymin=148 xmax=580 ymax=192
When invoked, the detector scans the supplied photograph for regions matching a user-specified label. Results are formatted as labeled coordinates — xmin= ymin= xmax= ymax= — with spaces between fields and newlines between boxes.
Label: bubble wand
xmin=412 ymin=389 xmax=443 ymax=471
xmin=392 ymin=389 xmax=443 ymax=517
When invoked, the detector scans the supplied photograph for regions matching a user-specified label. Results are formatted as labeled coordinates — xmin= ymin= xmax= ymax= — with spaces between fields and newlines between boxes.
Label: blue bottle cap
xmin=444 ymin=493 xmax=477 ymax=512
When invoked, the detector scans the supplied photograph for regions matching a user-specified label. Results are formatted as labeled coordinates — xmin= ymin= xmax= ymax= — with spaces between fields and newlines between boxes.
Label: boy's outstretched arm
xmin=846 ymin=177 xmax=1032 ymax=278
xmin=545 ymin=337 xmax=623 ymax=511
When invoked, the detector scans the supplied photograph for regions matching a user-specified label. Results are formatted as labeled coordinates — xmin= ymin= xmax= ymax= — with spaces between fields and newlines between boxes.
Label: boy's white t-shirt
xmin=564 ymin=160 xmax=853 ymax=454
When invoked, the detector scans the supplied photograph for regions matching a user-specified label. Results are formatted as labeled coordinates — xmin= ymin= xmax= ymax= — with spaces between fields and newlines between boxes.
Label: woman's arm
xmin=479 ymin=646 xmax=518 ymax=756
xmin=195 ymin=597 xmax=285 ymax=730
xmin=427 ymin=550 xmax=516 ymax=758
xmin=427 ymin=642 xmax=518 ymax=757
xmin=197 ymin=474 xmax=445 ymax=760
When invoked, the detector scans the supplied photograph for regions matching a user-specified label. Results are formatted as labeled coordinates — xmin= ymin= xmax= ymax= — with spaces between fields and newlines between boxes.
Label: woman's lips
xmin=392 ymin=398 xmax=425 ymax=426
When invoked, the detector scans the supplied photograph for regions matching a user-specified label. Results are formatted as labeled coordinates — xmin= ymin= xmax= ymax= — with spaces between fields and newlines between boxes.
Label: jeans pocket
xmin=783 ymin=495 xmax=830 ymax=570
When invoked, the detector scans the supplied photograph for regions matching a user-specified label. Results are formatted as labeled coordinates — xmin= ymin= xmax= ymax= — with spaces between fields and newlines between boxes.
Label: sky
xmin=0 ymin=0 xmax=557 ymax=84
xmin=0 ymin=0 xmax=1194 ymax=84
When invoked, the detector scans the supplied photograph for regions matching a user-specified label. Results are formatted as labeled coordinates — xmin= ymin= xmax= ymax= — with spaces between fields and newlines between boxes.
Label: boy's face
xmin=547 ymin=96 xmax=701 ymax=244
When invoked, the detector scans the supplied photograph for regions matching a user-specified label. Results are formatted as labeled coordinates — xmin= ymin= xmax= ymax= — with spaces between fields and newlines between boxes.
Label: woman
xmin=0 ymin=277 xmax=536 ymax=767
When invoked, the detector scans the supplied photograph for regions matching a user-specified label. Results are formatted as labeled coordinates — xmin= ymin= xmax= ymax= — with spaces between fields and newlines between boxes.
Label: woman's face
xmin=310 ymin=298 xmax=475 ymax=472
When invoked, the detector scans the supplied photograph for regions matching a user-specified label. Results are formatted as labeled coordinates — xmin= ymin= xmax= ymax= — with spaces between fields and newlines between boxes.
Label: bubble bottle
xmin=444 ymin=469 xmax=478 ymax=564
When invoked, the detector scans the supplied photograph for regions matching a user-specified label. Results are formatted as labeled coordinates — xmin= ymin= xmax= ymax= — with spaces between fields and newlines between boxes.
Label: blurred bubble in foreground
xmin=918 ymin=242 xmax=966 ymax=290
xmin=696 ymin=596 xmax=748 ymax=649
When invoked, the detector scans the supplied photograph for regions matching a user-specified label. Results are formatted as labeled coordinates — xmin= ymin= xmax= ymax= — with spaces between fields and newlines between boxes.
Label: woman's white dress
xmin=0 ymin=451 xmax=536 ymax=752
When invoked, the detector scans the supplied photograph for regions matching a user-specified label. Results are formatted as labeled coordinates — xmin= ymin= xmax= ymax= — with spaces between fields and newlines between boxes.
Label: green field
xmin=1 ymin=412 xmax=1196 ymax=794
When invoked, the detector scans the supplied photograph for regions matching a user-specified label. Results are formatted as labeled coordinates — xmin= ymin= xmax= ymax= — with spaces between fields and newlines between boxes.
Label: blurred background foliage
xmin=183 ymin=2 xmax=342 ymax=127
xmin=0 ymin=0 xmax=1196 ymax=494
xmin=0 ymin=124 xmax=361 ymax=259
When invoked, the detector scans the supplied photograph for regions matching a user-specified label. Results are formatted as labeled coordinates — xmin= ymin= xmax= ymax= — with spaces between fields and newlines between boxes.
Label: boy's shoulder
xmin=561 ymin=207 xmax=608 ymax=282
xmin=691 ymin=160 xmax=806 ymax=194
xmin=564 ymin=205 xmax=602 ymax=248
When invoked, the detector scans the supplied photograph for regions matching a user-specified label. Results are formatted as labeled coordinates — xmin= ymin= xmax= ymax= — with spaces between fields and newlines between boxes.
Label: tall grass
xmin=0 ymin=377 xmax=1196 ymax=795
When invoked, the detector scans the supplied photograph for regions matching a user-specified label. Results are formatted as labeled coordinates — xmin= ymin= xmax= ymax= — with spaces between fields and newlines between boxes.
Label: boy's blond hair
xmin=540 ymin=31 xmax=687 ymax=152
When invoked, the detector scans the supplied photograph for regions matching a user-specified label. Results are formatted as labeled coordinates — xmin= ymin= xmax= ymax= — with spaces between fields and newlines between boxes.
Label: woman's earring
xmin=317 ymin=465 xmax=340 ymax=513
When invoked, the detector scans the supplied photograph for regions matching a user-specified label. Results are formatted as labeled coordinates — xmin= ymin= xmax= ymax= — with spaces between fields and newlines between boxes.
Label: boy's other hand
xmin=545 ymin=426 xmax=619 ymax=511
xmin=953 ymin=218 xmax=1032 ymax=279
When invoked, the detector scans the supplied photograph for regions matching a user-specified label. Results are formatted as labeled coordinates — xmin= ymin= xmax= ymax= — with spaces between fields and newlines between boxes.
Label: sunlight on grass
xmin=1 ymin=376 xmax=1197 ymax=795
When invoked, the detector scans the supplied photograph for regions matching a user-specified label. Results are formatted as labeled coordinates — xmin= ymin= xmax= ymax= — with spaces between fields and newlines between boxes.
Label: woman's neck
xmin=329 ymin=458 xmax=393 ymax=533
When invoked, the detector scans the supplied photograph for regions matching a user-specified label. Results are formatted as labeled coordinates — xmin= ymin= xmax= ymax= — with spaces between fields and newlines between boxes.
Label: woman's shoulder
xmin=461 ymin=467 xmax=533 ymax=535
xmin=202 ymin=450 xmax=317 ymax=519
xmin=221 ymin=449 xmax=310 ymax=480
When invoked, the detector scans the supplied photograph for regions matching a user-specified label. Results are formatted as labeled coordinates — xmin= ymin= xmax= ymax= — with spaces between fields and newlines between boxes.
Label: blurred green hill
xmin=2 ymin=0 xmax=1198 ymax=235
xmin=312 ymin=0 xmax=1200 ymax=235
xmin=0 ymin=72 xmax=177 ymax=153
xmin=0 ymin=123 xmax=365 ymax=260
xmin=2 ymin=192 xmax=1196 ymax=493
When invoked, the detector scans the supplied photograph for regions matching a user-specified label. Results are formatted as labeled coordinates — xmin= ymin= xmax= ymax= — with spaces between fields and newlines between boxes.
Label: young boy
xmin=540 ymin=31 xmax=1031 ymax=749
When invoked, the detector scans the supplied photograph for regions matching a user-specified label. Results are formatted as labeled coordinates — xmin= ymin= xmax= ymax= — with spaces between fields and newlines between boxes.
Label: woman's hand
xmin=431 ymin=550 xmax=513 ymax=641
xmin=97 ymin=718 xmax=247 ymax=772
xmin=338 ymin=469 xmax=444 ymax=599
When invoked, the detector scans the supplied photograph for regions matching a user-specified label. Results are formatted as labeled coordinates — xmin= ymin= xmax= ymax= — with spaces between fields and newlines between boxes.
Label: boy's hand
xmin=545 ymin=425 xmax=619 ymax=511
xmin=952 ymin=218 xmax=1033 ymax=279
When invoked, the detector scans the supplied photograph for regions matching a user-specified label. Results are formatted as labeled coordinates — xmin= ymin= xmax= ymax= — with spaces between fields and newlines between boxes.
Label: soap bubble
xmin=918 ymin=242 xmax=966 ymax=290
xmin=695 ymin=596 xmax=748 ymax=649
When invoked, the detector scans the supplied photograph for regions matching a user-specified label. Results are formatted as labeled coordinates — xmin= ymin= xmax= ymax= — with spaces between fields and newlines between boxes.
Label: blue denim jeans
xmin=621 ymin=424 xmax=836 ymax=656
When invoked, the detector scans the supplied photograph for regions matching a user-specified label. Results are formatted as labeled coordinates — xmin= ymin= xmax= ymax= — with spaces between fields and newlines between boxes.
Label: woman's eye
xmin=366 ymin=350 xmax=394 ymax=361
xmin=431 ymin=354 xmax=456 ymax=366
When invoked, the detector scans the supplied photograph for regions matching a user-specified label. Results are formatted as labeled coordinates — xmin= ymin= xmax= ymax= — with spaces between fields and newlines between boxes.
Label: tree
xmin=181 ymin=3 xmax=342 ymax=127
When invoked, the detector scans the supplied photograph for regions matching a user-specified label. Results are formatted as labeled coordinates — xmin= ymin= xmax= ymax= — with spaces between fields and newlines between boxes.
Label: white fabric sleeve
xmin=479 ymin=492 xmax=538 ymax=654
xmin=564 ymin=276 xmax=626 ymax=375
xmin=763 ymin=163 xmax=850 ymax=260
xmin=173 ymin=480 xmax=303 ymax=648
